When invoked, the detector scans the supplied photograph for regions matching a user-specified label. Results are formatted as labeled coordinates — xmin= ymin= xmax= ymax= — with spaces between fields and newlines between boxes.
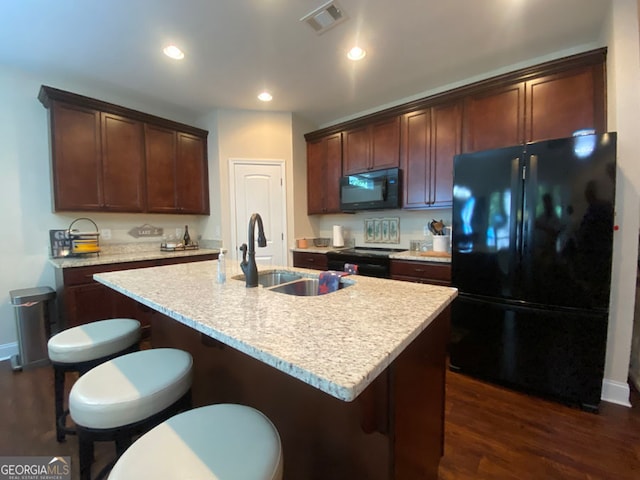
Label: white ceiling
xmin=1 ymin=0 xmax=611 ymax=127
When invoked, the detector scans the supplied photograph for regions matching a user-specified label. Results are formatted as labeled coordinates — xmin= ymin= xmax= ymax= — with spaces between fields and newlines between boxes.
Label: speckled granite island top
xmin=94 ymin=261 xmax=457 ymax=402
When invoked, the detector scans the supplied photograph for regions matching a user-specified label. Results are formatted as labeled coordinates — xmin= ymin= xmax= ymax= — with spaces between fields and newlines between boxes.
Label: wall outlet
xmin=101 ymin=228 xmax=112 ymax=240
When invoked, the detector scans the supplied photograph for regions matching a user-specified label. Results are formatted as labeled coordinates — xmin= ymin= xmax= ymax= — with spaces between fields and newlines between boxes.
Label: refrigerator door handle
xmin=522 ymin=154 xmax=538 ymax=257
xmin=513 ymin=157 xmax=526 ymax=259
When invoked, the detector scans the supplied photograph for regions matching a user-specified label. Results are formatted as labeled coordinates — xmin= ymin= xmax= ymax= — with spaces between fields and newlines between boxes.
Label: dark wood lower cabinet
xmin=55 ymin=254 xmax=217 ymax=333
xmin=390 ymin=259 xmax=451 ymax=286
xmin=292 ymin=251 xmax=328 ymax=270
xmin=150 ymin=307 xmax=449 ymax=479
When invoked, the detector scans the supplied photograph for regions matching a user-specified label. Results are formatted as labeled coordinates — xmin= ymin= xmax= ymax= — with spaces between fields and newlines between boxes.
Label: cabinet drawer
xmin=292 ymin=251 xmax=328 ymax=270
xmin=62 ymin=254 xmax=218 ymax=286
xmin=63 ymin=261 xmax=152 ymax=286
xmin=390 ymin=260 xmax=451 ymax=284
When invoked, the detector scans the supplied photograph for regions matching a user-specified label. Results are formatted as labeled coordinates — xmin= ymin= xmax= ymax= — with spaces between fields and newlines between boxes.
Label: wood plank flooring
xmin=1 ymin=358 xmax=638 ymax=479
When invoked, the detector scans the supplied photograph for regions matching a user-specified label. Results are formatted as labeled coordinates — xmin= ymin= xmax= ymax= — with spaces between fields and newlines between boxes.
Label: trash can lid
xmin=10 ymin=286 xmax=56 ymax=305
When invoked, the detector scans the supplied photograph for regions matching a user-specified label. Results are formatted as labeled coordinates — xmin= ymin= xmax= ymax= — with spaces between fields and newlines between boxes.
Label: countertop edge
xmin=49 ymin=248 xmax=219 ymax=269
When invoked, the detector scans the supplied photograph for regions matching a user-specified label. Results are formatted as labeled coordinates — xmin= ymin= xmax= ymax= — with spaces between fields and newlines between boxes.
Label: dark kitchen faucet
xmin=239 ymin=213 xmax=267 ymax=287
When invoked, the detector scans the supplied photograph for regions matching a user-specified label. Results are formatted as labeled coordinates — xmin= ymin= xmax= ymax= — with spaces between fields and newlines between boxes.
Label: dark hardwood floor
xmin=1 ymin=358 xmax=639 ymax=479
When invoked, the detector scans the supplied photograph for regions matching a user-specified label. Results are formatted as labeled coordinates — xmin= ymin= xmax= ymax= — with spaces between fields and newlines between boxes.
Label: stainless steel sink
xmin=267 ymin=277 xmax=353 ymax=296
xmin=257 ymin=271 xmax=303 ymax=287
xmin=232 ymin=270 xmax=303 ymax=288
xmin=267 ymin=278 xmax=320 ymax=296
xmin=233 ymin=270 xmax=353 ymax=296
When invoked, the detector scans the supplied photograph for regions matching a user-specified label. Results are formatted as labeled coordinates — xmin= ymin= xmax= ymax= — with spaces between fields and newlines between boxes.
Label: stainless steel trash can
xmin=10 ymin=286 xmax=56 ymax=371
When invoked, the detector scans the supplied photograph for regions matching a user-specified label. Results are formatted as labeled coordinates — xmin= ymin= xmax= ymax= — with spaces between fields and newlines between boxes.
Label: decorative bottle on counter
xmin=217 ymin=248 xmax=226 ymax=284
xmin=183 ymin=225 xmax=191 ymax=246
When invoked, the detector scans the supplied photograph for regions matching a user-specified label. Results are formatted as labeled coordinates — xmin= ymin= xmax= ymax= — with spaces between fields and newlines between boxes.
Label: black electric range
xmin=326 ymin=247 xmax=405 ymax=278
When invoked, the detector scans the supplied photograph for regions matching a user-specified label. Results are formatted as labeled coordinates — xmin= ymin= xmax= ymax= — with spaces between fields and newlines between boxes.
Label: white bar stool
xmin=47 ymin=318 xmax=141 ymax=442
xmin=108 ymin=403 xmax=283 ymax=480
xmin=69 ymin=348 xmax=193 ymax=480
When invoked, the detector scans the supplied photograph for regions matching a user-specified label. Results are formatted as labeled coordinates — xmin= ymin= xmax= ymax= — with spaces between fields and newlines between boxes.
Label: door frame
xmin=228 ymin=158 xmax=288 ymax=264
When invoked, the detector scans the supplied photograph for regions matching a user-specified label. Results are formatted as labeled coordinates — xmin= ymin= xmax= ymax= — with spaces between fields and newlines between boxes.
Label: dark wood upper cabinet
xmin=145 ymin=127 xmax=209 ymax=214
xmin=431 ymin=102 xmax=461 ymax=207
xmin=462 ymin=83 xmax=525 ymax=153
xmin=101 ymin=113 xmax=145 ymax=212
xmin=305 ymin=49 xmax=607 ymax=215
xmin=176 ymin=132 xmax=209 ymax=214
xmin=49 ymin=102 xmax=103 ymax=211
xmin=307 ymin=133 xmax=342 ymax=214
xmin=39 ymin=85 xmax=209 ymax=215
xmin=343 ymin=116 xmax=400 ymax=174
xmin=402 ymin=101 xmax=461 ymax=209
xmin=145 ymin=124 xmax=177 ymax=213
xmin=526 ymin=64 xmax=605 ymax=142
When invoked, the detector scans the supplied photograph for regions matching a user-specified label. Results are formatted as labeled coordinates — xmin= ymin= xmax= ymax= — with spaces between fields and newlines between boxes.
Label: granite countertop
xmin=94 ymin=261 xmax=457 ymax=402
xmin=49 ymin=247 xmax=220 ymax=269
xmin=292 ymin=247 xmax=451 ymax=264
xmin=388 ymin=250 xmax=452 ymax=264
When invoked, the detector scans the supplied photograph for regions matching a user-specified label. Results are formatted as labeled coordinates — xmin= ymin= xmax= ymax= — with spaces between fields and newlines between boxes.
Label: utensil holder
xmin=433 ymin=235 xmax=450 ymax=253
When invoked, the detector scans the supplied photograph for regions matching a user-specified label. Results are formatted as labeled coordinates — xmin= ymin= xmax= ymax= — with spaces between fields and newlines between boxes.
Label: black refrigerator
xmin=449 ymin=133 xmax=617 ymax=411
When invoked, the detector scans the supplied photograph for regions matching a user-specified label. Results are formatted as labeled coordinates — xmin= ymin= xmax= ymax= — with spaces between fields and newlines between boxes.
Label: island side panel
xmin=149 ymin=308 xmax=449 ymax=480
xmin=150 ymin=311 xmax=392 ymax=480
xmin=391 ymin=306 xmax=450 ymax=480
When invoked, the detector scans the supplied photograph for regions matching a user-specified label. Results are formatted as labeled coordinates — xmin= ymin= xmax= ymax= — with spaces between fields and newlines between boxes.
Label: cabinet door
xmin=402 ymin=103 xmax=460 ymax=209
xmin=463 ymin=82 xmax=525 ymax=152
xmin=145 ymin=124 xmax=178 ymax=213
xmin=370 ymin=116 xmax=400 ymax=170
xmin=526 ymin=64 xmax=605 ymax=142
xmin=307 ymin=133 xmax=342 ymax=214
xmin=431 ymin=102 xmax=461 ymax=207
xmin=402 ymin=109 xmax=430 ymax=208
xmin=343 ymin=125 xmax=370 ymax=175
xmin=176 ymin=132 xmax=209 ymax=214
xmin=50 ymin=102 xmax=102 ymax=211
xmin=65 ymin=283 xmax=115 ymax=328
xmin=324 ymin=133 xmax=343 ymax=213
xmin=307 ymin=138 xmax=326 ymax=214
xmin=101 ymin=113 xmax=145 ymax=212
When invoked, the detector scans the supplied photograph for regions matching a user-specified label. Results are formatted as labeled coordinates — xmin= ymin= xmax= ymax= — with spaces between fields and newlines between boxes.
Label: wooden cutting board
xmin=417 ymin=250 xmax=451 ymax=258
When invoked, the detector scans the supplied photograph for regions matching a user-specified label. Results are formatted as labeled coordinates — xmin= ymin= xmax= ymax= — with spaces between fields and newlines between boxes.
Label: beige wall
xmin=608 ymin=0 xmax=640 ymax=402
xmin=199 ymin=109 xmax=295 ymax=262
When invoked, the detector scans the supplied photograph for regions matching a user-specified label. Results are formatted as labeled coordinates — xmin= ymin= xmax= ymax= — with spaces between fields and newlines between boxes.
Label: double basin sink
xmin=233 ymin=270 xmax=351 ymax=296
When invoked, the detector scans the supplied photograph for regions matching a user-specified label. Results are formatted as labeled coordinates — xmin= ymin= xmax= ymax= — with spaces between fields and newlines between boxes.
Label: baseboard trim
xmin=601 ymin=378 xmax=632 ymax=407
xmin=0 ymin=342 xmax=18 ymax=362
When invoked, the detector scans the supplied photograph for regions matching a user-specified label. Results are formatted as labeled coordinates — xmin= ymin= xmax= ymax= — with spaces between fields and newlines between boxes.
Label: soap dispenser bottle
xmin=217 ymin=248 xmax=226 ymax=284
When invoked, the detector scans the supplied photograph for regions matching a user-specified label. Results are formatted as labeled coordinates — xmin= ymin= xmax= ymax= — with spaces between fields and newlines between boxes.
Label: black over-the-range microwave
xmin=339 ymin=167 xmax=401 ymax=211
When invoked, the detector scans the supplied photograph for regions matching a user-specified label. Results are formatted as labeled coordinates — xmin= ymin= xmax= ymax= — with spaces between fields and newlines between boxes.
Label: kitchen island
xmin=95 ymin=260 xmax=457 ymax=479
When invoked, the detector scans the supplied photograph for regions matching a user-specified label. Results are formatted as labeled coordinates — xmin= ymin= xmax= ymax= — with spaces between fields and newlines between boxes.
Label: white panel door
xmin=231 ymin=161 xmax=286 ymax=266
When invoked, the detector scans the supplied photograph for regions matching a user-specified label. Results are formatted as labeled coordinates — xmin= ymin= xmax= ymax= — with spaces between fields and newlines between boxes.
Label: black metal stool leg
xmin=78 ymin=429 xmax=94 ymax=480
xmin=54 ymin=366 xmax=66 ymax=442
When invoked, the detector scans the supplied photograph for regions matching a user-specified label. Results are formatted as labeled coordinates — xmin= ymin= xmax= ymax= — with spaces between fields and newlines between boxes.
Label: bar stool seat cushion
xmin=48 ymin=318 xmax=140 ymax=364
xmin=108 ymin=404 xmax=283 ymax=480
xmin=69 ymin=348 xmax=192 ymax=429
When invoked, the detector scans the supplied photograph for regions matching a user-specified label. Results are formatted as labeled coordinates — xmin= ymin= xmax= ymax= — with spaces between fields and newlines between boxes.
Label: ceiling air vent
xmin=300 ymin=1 xmax=347 ymax=35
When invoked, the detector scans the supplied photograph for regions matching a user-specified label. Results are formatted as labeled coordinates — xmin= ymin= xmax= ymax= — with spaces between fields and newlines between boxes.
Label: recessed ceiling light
xmin=163 ymin=45 xmax=184 ymax=60
xmin=347 ymin=46 xmax=366 ymax=61
xmin=258 ymin=91 xmax=273 ymax=102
